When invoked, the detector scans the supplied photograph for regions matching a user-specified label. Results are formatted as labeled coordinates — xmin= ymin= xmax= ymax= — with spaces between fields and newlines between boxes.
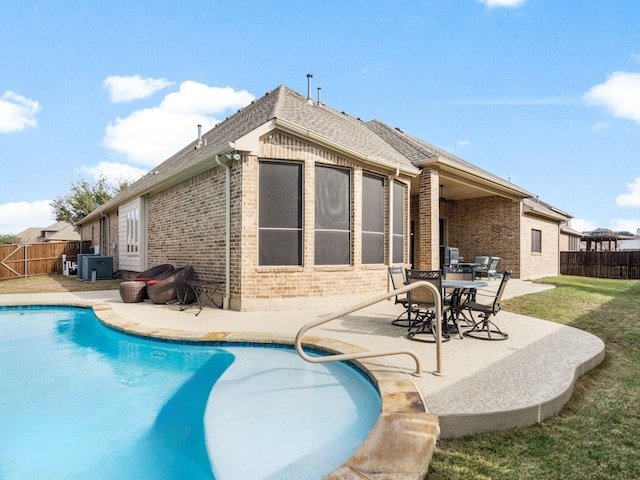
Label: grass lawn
xmin=427 ymin=276 xmax=640 ymax=480
xmin=0 ymin=273 xmax=122 ymax=294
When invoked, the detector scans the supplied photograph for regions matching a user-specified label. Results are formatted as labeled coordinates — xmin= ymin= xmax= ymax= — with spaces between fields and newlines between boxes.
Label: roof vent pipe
xmin=306 ymin=74 xmax=313 ymax=105
xmin=195 ymin=124 xmax=206 ymax=149
xmin=317 ymin=87 xmax=322 ymax=106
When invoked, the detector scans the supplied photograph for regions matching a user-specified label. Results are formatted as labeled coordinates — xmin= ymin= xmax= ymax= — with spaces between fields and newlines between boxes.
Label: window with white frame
xmin=315 ymin=165 xmax=351 ymax=265
xmin=362 ymin=173 xmax=385 ymax=264
xmin=126 ymin=208 xmax=139 ymax=253
xmin=531 ymin=229 xmax=542 ymax=253
xmin=258 ymin=161 xmax=303 ymax=266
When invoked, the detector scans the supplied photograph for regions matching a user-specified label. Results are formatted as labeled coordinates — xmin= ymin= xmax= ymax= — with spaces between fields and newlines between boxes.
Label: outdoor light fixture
xmin=225 ymin=152 xmax=241 ymax=161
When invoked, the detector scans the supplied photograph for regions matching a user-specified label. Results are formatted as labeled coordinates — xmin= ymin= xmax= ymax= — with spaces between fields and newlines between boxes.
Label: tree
xmin=0 ymin=234 xmax=21 ymax=245
xmin=51 ymin=176 xmax=130 ymax=223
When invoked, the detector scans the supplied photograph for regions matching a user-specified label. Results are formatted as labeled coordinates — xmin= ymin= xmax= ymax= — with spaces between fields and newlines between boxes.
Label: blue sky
xmin=1 ymin=0 xmax=639 ymax=235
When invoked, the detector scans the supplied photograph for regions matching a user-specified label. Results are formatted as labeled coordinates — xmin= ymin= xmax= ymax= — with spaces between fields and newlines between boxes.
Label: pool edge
xmin=18 ymin=300 xmax=440 ymax=480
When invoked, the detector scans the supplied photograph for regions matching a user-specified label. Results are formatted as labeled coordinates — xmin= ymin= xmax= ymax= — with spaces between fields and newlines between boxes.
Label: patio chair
xmin=442 ymin=264 xmax=476 ymax=335
xmin=476 ymin=256 xmax=500 ymax=279
xmin=473 ymin=256 xmax=490 ymax=278
xmin=463 ymin=270 xmax=513 ymax=340
xmin=405 ymin=269 xmax=450 ymax=343
xmin=388 ymin=266 xmax=410 ymax=327
xmin=133 ymin=264 xmax=174 ymax=283
xmin=147 ymin=266 xmax=195 ymax=304
xmin=131 ymin=264 xmax=174 ymax=299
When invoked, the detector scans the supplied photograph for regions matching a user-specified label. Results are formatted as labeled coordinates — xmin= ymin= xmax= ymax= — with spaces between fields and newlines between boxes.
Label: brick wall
xmin=234 ymin=131 xmax=412 ymax=310
xmin=442 ymin=196 xmax=522 ymax=278
xmin=414 ymin=167 xmax=440 ymax=270
xmin=146 ymin=167 xmax=228 ymax=282
xmin=520 ymin=214 xmax=560 ymax=279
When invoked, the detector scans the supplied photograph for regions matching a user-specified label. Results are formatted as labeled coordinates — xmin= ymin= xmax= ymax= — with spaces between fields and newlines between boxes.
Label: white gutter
xmin=214 ymin=152 xmax=234 ymax=309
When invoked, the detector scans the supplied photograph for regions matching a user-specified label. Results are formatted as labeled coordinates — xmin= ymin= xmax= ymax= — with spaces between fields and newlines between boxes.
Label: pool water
xmin=0 ymin=306 xmax=381 ymax=479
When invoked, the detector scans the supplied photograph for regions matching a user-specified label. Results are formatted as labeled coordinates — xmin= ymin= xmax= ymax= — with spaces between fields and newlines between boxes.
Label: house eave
xmin=416 ymin=156 xmax=533 ymax=200
xmin=78 ymin=142 xmax=236 ymax=224
xmin=523 ymin=203 xmax=568 ymax=222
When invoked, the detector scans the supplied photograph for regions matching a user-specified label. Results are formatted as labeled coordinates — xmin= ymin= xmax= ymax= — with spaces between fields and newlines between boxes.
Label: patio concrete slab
xmin=0 ymin=279 xmax=605 ymax=476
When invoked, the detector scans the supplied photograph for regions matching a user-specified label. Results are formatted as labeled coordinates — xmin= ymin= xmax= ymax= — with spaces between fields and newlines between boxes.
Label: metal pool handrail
xmin=295 ymin=281 xmax=444 ymax=377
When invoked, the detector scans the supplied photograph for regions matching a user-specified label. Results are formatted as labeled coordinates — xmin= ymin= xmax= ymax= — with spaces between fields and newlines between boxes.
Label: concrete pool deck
xmin=0 ymin=279 xmax=605 ymax=479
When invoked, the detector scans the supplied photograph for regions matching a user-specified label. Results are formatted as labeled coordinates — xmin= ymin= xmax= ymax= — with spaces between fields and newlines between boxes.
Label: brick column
xmin=417 ymin=167 xmax=440 ymax=270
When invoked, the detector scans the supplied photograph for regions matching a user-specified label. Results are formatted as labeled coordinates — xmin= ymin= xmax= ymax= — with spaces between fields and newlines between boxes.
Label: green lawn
xmin=427 ymin=276 xmax=640 ymax=480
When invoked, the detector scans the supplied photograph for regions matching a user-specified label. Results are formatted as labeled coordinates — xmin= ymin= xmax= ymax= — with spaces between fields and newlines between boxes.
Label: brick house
xmin=78 ymin=85 xmax=571 ymax=310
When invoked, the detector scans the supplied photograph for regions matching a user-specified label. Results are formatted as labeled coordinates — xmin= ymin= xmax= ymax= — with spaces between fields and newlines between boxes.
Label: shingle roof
xmin=80 ymin=85 xmax=420 ymax=222
xmin=365 ymin=119 xmax=512 ymax=184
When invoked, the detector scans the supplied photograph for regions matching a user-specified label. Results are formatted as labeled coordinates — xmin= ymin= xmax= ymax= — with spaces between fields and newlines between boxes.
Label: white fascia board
xmin=234 ymin=120 xmax=277 ymax=155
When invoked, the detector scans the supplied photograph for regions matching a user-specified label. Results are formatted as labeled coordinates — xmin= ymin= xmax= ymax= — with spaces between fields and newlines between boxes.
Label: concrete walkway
xmin=0 ymin=279 xmax=605 ymax=479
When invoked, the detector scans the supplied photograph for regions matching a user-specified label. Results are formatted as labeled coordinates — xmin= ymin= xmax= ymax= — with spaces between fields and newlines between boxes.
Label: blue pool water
xmin=0 ymin=306 xmax=381 ymax=479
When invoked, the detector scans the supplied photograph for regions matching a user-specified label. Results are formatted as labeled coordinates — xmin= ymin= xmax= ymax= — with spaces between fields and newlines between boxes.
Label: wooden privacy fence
xmin=0 ymin=241 xmax=92 ymax=280
xmin=560 ymin=251 xmax=640 ymax=279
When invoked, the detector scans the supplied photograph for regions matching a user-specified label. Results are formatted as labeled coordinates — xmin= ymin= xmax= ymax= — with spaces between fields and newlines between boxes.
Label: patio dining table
xmin=441 ymin=279 xmax=489 ymax=338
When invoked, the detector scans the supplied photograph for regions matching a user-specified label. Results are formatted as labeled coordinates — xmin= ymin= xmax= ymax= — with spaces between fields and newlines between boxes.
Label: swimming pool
xmin=0 ymin=306 xmax=382 ymax=479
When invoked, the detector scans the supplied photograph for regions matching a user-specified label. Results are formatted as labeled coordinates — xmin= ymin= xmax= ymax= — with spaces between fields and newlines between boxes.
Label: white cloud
xmin=592 ymin=122 xmax=608 ymax=132
xmin=478 ymin=0 xmax=526 ymax=8
xmin=616 ymin=176 xmax=640 ymax=207
xmin=104 ymin=75 xmax=174 ymax=103
xmin=102 ymin=81 xmax=255 ymax=166
xmin=77 ymin=161 xmax=147 ymax=185
xmin=609 ymin=218 xmax=640 ymax=233
xmin=0 ymin=200 xmax=54 ymax=235
xmin=0 ymin=91 xmax=41 ymax=133
xmin=458 ymin=139 xmax=471 ymax=147
xmin=571 ymin=218 xmax=598 ymax=233
xmin=584 ymin=72 xmax=640 ymax=125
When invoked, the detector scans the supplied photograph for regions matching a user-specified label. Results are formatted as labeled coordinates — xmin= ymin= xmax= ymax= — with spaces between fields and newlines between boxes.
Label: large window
xmin=362 ymin=173 xmax=385 ymax=264
xmin=392 ymin=181 xmax=405 ymax=264
xmin=259 ymin=161 xmax=303 ymax=266
xmin=531 ymin=229 xmax=542 ymax=253
xmin=315 ymin=165 xmax=351 ymax=265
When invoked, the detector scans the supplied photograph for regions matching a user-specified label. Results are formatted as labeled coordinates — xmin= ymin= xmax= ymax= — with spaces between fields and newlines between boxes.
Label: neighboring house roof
xmin=17 ymin=221 xmax=80 ymax=243
xmin=16 ymin=227 xmax=43 ymax=244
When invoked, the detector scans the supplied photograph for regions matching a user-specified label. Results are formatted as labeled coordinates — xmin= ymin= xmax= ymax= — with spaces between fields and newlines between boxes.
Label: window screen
xmin=259 ymin=161 xmax=302 ymax=266
xmin=362 ymin=173 xmax=385 ymax=264
xmin=315 ymin=165 xmax=351 ymax=265
xmin=392 ymin=181 xmax=405 ymax=264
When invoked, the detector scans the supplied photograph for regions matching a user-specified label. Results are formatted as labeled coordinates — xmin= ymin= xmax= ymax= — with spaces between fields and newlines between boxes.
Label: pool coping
xmin=16 ymin=300 xmax=440 ymax=480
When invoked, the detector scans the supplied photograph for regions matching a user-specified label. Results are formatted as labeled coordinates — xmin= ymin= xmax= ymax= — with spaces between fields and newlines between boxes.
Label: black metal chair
xmin=463 ymin=270 xmax=513 ymax=340
xmin=442 ymin=264 xmax=476 ymax=337
xmin=405 ymin=269 xmax=450 ymax=343
xmin=388 ymin=266 xmax=410 ymax=327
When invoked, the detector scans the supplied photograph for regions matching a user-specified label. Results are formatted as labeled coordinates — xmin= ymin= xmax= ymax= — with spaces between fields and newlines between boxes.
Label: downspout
xmin=214 ymin=153 xmax=233 ymax=309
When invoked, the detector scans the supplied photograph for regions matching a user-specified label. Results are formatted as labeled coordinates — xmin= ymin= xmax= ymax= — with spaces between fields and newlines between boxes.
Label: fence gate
xmin=0 ymin=241 xmax=92 ymax=280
